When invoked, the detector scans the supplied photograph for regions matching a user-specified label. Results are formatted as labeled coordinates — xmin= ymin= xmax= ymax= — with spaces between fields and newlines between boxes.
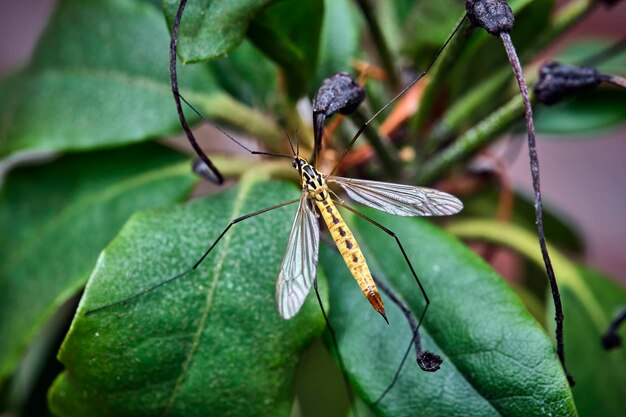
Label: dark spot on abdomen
xmin=352 ymin=254 xmax=358 ymax=262
xmin=345 ymin=240 xmax=353 ymax=249
xmin=338 ymin=227 xmax=346 ymax=237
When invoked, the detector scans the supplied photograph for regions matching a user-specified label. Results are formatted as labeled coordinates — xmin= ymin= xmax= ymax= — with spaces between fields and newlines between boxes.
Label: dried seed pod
xmin=313 ymin=72 xmax=365 ymax=120
xmin=465 ymin=0 xmax=515 ymax=35
xmin=534 ymin=61 xmax=603 ymax=105
xmin=312 ymin=72 xmax=366 ymax=163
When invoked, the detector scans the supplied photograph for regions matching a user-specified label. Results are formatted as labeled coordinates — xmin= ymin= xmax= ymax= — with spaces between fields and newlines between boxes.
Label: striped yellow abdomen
xmin=315 ymin=197 xmax=386 ymax=319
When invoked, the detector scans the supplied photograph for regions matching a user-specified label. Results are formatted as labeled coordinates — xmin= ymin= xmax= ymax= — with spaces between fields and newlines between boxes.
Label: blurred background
xmin=1 ymin=0 xmax=625 ymax=287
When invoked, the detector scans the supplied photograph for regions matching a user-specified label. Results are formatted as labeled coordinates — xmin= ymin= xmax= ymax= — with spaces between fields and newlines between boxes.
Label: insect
xmin=275 ymin=140 xmax=463 ymax=321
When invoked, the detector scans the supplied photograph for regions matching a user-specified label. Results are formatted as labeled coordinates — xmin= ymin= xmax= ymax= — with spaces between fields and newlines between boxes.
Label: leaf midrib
xmin=162 ymin=178 xmax=256 ymax=416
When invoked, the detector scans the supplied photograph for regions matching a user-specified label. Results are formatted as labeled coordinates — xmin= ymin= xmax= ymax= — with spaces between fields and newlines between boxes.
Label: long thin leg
xmin=313 ymin=279 xmax=359 ymax=417
xmin=85 ymin=198 xmax=300 ymax=316
xmin=320 ymin=228 xmax=439 ymax=406
xmin=334 ymin=201 xmax=430 ymax=333
xmin=371 ymin=275 xmax=441 ymax=406
xmin=329 ymin=15 xmax=468 ymax=176
xmin=333 ymin=201 xmax=438 ymax=403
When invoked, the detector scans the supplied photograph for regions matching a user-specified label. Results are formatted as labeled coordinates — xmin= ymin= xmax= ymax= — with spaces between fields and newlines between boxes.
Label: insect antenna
xmin=295 ymin=127 xmax=300 ymax=157
xmin=330 ymin=14 xmax=468 ymax=176
xmin=285 ymin=131 xmax=296 ymax=157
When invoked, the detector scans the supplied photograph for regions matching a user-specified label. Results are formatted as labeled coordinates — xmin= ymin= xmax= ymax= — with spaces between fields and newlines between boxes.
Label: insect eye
xmin=292 ymin=159 xmax=297 ymax=168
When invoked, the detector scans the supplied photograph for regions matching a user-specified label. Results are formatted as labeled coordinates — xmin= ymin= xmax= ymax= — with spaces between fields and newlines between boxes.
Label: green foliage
xmin=0 ymin=0 xmax=219 ymax=157
xmin=563 ymin=268 xmax=626 ymax=417
xmin=48 ymin=178 xmax=325 ymax=417
xmin=162 ymin=0 xmax=274 ymax=63
xmin=247 ymin=0 xmax=324 ymax=98
xmin=447 ymin=220 xmax=626 ymax=417
xmin=0 ymin=143 xmax=196 ymax=383
xmin=0 ymin=0 xmax=624 ymax=416
xmin=461 ymin=188 xmax=584 ymax=253
xmin=323 ymin=210 xmax=575 ymax=416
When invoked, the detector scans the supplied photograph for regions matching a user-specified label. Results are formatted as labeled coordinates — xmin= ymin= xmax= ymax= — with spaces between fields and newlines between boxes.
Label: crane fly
xmin=276 ymin=141 xmax=463 ymax=321
xmin=86 ymin=132 xmax=462 ymax=327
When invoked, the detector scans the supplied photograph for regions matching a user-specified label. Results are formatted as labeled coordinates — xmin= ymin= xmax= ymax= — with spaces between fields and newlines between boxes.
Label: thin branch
xmin=500 ymin=31 xmax=573 ymax=386
xmin=169 ymin=0 xmax=223 ymax=184
xmin=416 ymin=93 xmax=524 ymax=184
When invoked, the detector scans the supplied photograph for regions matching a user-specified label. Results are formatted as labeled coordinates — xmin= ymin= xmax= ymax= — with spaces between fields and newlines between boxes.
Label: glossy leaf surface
xmin=0 ymin=0 xmax=218 ymax=157
xmin=163 ymin=0 xmax=273 ymax=63
xmin=447 ymin=219 xmax=626 ymax=417
xmin=48 ymin=178 xmax=325 ymax=417
xmin=321 ymin=209 xmax=576 ymax=416
xmin=0 ymin=143 xmax=196 ymax=383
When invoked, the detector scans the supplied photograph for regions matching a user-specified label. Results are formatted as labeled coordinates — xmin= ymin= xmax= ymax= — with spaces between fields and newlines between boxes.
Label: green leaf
xmin=401 ymin=0 xmax=465 ymax=61
xmin=534 ymin=89 xmax=626 ymax=135
xmin=162 ymin=0 xmax=273 ymax=63
xmin=321 ymin=210 xmax=576 ymax=416
xmin=209 ymin=40 xmax=278 ymax=111
xmin=460 ymin=187 xmax=584 ymax=253
xmin=314 ymin=0 xmax=363 ymax=90
xmin=0 ymin=0 xmax=219 ymax=157
xmin=48 ymin=178 xmax=325 ymax=417
xmin=446 ymin=219 xmax=626 ymax=417
xmin=247 ymin=0 xmax=324 ymax=98
xmin=0 ymin=143 xmax=196 ymax=384
xmin=560 ymin=268 xmax=626 ymax=417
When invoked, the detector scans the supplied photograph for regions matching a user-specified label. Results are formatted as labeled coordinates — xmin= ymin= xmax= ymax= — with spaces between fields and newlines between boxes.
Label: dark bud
xmin=534 ymin=61 xmax=603 ymax=105
xmin=192 ymin=159 xmax=222 ymax=183
xmin=417 ymin=350 xmax=443 ymax=372
xmin=313 ymin=72 xmax=365 ymax=119
xmin=466 ymin=0 xmax=515 ymax=35
xmin=312 ymin=72 xmax=365 ymax=161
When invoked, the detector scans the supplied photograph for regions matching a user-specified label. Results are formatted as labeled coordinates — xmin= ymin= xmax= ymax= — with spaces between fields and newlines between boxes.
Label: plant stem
xmin=606 ymin=74 xmax=626 ymax=88
xmin=194 ymin=93 xmax=285 ymax=153
xmin=355 ymin=0 xmax=400 ymax=90
xmin=416 ymin=94 xmax=524 ymax=184
xmin=501 ymin=31 xmax=573 ymax=386
xmin=416 ymin=0 xmax=599 ymax=182
xmin=426 ymin=67 xmax=512 ymax=152
xmin=210 ymin=155 xmax=293 ymax=181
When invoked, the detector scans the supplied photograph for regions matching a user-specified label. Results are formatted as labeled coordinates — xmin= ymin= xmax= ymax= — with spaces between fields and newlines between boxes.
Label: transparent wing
xmin=276 ymin=193 xmax=320 ymax=319
xmin=327 ymin=175 xmax=463 ymax=216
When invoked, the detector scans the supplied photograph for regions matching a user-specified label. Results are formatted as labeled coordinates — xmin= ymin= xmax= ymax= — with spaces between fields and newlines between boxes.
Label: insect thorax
xmin=294 ymin=157 xmax=329 ymax=201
